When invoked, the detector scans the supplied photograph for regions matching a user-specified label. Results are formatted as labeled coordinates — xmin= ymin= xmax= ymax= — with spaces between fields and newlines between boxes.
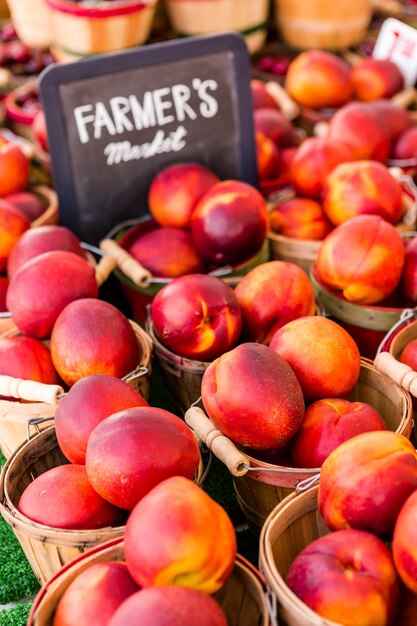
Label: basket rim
xmin=46 ymin=0 xmax=156 ymax=18
xmin=28 ymin=537 xmax=268 ymax=626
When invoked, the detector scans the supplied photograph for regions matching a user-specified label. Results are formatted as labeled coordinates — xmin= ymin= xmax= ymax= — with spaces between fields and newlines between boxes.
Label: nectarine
xmin=269 ymin=316 xmax=361 ymax=403
xmin=124 ymin=476 xmax=236 ymax=593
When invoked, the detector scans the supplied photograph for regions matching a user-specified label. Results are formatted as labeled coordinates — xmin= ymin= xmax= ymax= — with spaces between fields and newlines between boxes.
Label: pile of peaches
xmin=252 ymin=49 xmax=417 ymax=250
xmin=45 ymin=476 xmax=237 ymax=626
xmin=116 ymin=161 xmax=270 ymax=282
xmin=285 ymin=429 xmax=417 ymax=626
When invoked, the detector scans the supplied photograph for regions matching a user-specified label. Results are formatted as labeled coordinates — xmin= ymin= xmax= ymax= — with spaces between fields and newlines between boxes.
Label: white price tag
xmin=372 ymin=17 xmax=417 ymax=88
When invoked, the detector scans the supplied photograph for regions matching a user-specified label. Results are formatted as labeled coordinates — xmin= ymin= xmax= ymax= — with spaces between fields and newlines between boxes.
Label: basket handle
xmin=371 ymin=0 xmax=403 ymax=17
xmin=99 ymin=239 xmax=152 ymax=288
xmin=0 ymin=376 xmax=64 ymax=404
xmin=94 ymin=253 xmax=117 ymax=287
xmin=374 ymin=352 xmax=417 ymax=398
xmin=264 ymin=81 xmax=300 ymax=121
xmin=185 ymin=406 xmax=249 ymax=477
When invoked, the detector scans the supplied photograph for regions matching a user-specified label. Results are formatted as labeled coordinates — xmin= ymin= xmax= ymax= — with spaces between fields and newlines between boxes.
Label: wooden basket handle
xmin=371 ymin=0 xmax=403 ymax=17
xmin=374 ymin=352 xmax=417 ymax=398
xmin=99 ymin=239 xmax=152 ymax=288
xmin=185 ymin=406 xmax=249 ymax=477
xmin=265 ymin=81 xmax=300 ymax=121
xmin=94 ymin=253 xmax=117 ymax=287
xmin=391 ymin=88 xmax=417 ymax=109
xmin=0 ymin=376 xmax=64 ymax=404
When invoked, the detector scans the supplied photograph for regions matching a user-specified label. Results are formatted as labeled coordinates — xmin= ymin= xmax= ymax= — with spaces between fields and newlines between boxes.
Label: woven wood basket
xmin=0 ymin=319 xmax=152 ymax=459
xmin=274 ymin=0 xmax=372 ymax=50
xmin=185 ymin=357 xmax=412 ymax=532
xmin=102 ymin=217 xmax=270 ymax=325
xmin=147 ymin=320 xmax=209 ymax=417
xmin=46 ymin=0 xmax=157 ymax=63
xmin=259 ymin=485 xmax=338 ymax=626
xmin=0 ymin=426 xmax=204 ymax=585
xmin=6 ymin=0 xmax=52 ymax=48
xmin=27 ymin=537 xmax=269 ymax=626
xmin=165 ymin=0 xmax=270 ymax=55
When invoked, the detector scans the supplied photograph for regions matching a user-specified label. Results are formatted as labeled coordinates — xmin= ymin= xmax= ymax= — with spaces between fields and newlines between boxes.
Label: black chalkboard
xmin=39 ymin=33 xmax=258 ymax=245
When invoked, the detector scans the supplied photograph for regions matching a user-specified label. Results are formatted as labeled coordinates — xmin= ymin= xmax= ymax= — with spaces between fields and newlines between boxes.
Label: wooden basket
xmin=0 ymin=319 xmax=152 ymax=459
xmin=0 ymin=426 xmax=204 ymax=585
xmin=185 ymin=357 xmax=412 ymax=532
xmin=103 ymin=216 xmax=270 ymax=325
xmin=46 ymin=0 xmax=158 ymax=63
xmin=259 ymin=485 xmax=337 ymax=626
xmin=28 ymin=537 xmax=269 ymax=626
xmin=30 ymin=185 xmax=59 ymax=228
xmin=274 ymin=0 xmax=372 ymax=50
xmin=147 ymin=320 xmax=209 ymax=417
xmin=165 ymin=0 xmax=270 ymax=55
xmin=5 ymin=0 xmax=52 ymax=48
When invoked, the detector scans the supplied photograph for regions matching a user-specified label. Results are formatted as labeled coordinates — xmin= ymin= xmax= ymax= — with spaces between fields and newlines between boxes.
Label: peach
xmin=55 ymin=374 xmax=149 ymax=465
xmin=392 ymin=126 xmax=417 ymax=161
xmin=289 ymin=137 xmax=356 ymax=198
xmin=328 ymin=102 xmax=392 ymax=161
xmin=286 ymin=528 xmax=400 ymax=626
xmin=315 ymin=215 xmax=405 ymax=305
xmin=0 ymin=335 xmax=58 ymax=385
xmin=53 ymin=562 xmax=139 ymax=626
xmin=234 ymin=261 xmax=315 ymax=344
xmin=399 ymin=338 xmax=417 ymax=371
xmin=148 ymin=162 xmax=219 ymax=229
xmin=50 ymin=299 xmax=140 ymax=387
xmin=251 ymin=79 xmax=279 ymax=110
xmin=393 ymin=490 xmax=417 ymax=593
xmin=124 ymin=476 xmax=236 ymax=592
xmin=0 ymin=200 xmax=30 ymax=272
xmin=18 ymin=464 xmax=126 ymax=529
xmin=322 ymin=160 xmax=404 ymax=226
xmin=4 ymin=191 xmax=47 ymax=222
xmin=280 ymin=147 xmax=298 ymax=179
xmin=318 ymin=430 xmax=417 ymax=538
xmin=0 ymin=276 xmax=8 ymax=311
xmin=126 ymin=226 xmax=206 ymax=278
xmin=269 ymin=197 xmax=333 ymax=240
xmin=372 ymin=100 xmax=411 ymax=142
xmin=85 ymin=407 xmax=200 ymax=510
xmin=201 ymin=342 xmax=304 ymax=450
xmin=0 ymin=141 xmax=30 ymax=197
xmin=108 ymin=587 xmax=228 ymax=626
xmin=291 ymin=398 xmax=387 ymax=468
xmin=401 ymin=237 xmax=417 ymax=304
xmin=191 ymin=180 xmax=269 ymax=266
xmin=351 ymin=58 xmax=404 ymax=101
xmin=151 ymin=274 xmax=241 ymax=361
xmin=6 ymin=251 xmax=98 ymax=339
xmin=254 ymin=108 xmax=296 ymax=148
xmin=269 ymin=316 xmax=361 ymax=403
xmin=285 ymin=50 xmax=352 ymax=109
xmin=256 ymin=131 xmax=281 ymax=181
xmin=7 ymin=225 xmax=86 ymax=279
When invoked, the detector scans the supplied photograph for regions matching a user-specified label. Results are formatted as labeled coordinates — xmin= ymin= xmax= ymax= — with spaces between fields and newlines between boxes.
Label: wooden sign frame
xmin=40 ymin=33 xmax=258 ymax=244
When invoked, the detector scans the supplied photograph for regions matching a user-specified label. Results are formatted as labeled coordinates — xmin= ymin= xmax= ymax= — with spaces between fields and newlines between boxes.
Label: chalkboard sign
xmin=39 ymin=33 xmax=258 ymax=244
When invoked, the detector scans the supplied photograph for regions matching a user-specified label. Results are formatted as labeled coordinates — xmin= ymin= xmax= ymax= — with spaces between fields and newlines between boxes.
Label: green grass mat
xmin=0 ymin=602 xmax=32 ymax=626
